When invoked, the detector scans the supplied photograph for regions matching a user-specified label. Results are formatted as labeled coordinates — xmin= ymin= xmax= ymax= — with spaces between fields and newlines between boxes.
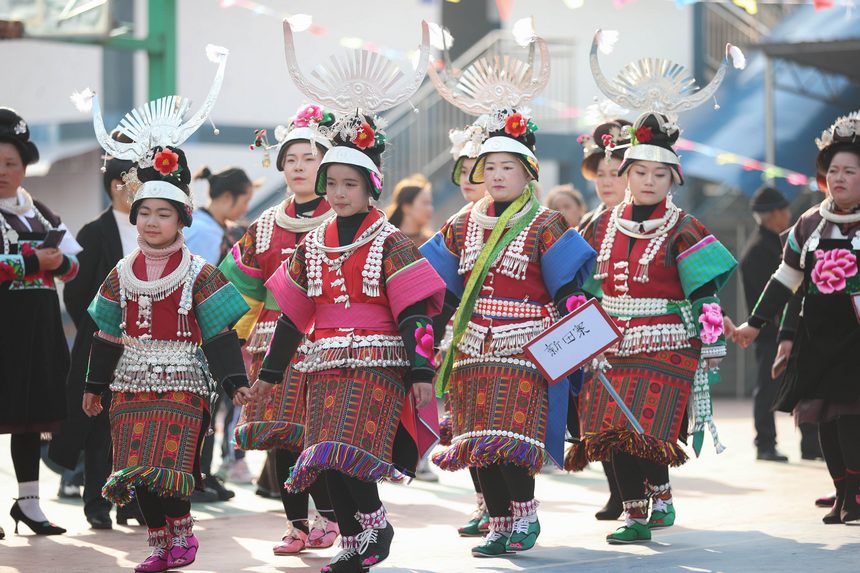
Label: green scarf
xmin=435 ymin=184 xmax=540 ymax=397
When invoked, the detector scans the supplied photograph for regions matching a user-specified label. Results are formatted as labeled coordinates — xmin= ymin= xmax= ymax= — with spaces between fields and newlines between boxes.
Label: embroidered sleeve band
xmin=265 ymin=262 xmax=316 ymax=333
xmin=772 ymin=261 xmax=804 ymax=292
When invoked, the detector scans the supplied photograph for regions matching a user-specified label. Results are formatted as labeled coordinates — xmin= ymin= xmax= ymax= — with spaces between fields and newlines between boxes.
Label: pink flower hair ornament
xmin=292 ymin=104 xmax=324 ymax=127
xmin=698 ymin=302 xmax=724 ymax=345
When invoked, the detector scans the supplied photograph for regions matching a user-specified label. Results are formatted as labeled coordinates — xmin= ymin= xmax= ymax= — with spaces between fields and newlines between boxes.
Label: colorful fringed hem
xmin=438 ymin=415 xmax=453 ymax=447
xmin=563 ymin=441 xmax=589 ymax=472
xmin=285 ymin=441 xmax=398 ymax=493
xmin=431 ymin=435 xmax=545 ymax=476
xmin=102 ymin=465 xmax=195 ymax=507
xmin=234 ymin=421 xmax=304 ymax=452
xmin=564 ymin=428 xmax=688 ymax=472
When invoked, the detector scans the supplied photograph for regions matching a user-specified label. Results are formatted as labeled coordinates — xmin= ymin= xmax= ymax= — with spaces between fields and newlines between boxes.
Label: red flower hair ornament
xmin=505 ymin=113 xmax=528 ymax=138
xmin=351 ymin=122 xmax=376 ymax=150
xmin=153 ymin=148 xmax=180 ymax=176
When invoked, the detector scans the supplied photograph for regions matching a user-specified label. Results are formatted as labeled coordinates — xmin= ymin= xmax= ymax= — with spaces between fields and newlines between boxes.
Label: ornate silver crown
xmin=282 ymin=19 xmax=430 ymax=114
xmin=590 ymin=29 xmax=744 ymax=117
xmin=816 ymin=112 xmax=860 ymax=151
xmin=91 ymin=45 xmax=229 ymax=162
xmin=428 ymin=19 xmax=550 ymax=115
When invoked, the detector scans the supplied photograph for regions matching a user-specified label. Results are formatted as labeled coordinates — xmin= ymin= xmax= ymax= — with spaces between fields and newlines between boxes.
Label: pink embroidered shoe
xmin=134 ymin=547 xmax=170 ymax=573
xmin=167 ymin=533 xmax=199 ymax=568
xmin=135 ymin=527 xmax=170 ymax=573
xmin=273 ymin=527 xmax=308 ymax=555
xmin=307 ymin=515 xmax=339 ymax=549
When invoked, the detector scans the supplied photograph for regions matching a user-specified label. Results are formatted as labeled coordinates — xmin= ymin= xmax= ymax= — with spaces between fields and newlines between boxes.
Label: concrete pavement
xmin=0 ymin=399 xmax=857 ymax=572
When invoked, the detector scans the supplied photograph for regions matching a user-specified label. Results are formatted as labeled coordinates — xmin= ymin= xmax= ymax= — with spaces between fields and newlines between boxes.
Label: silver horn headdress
xmin=428 ymin=17 xmax=550 ymax=117
xmin=590 ymin=29 xmax=744 ymax=117
xmin=91 ymin=44 xmax=229 ymax=163
xmin=282 ymin=19 xmax=430 ymax=114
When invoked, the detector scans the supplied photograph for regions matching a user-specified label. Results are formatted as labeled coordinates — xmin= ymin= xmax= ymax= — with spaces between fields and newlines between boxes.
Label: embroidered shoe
xmin=321 ymin=547 xmax=366 ymax=573
xmin=471 ymin=530 xmax=513 ymax=557
xmin=308 ymin=515 xmax=340 ymax=549
xmin=273 ymin=527 xmax=308 ymax=555
xmin=357 ymin=522 xmax=394 ymax=567
xmin=507 ymin=517 xmax=540 ymax=551
xmin=606 ymin=522 xmax=652 ymax=544
xmin=458 ymin=508 xmax=490 ymax=537
xmin=647 ymin=499 xmax=676 ymax=529
xmin=167 ymin=533 xmax=199 ymax=568
xmin=134 ymin=546 xmax=170 ymax=573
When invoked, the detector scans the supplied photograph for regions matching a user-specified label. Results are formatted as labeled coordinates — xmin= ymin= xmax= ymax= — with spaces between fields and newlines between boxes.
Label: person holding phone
xmin=0 ymin=107 xmax=82 ymax=538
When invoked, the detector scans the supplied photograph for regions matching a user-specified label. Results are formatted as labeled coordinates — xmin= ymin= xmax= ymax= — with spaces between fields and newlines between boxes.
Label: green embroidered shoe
xmin=458 ymin=507 xmax=490 ymax=537
xmin=606 ymin=522 xmax=652 ymax=544
xmin=507 ymin=517 xmax=540 ymax=551
xmin=471 ymin=531 xmax=512 ymax=557
xmin=647 ymin=501 xmax=676 ymax=529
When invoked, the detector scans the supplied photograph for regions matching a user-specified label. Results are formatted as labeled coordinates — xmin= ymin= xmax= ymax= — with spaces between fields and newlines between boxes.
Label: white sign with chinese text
xmin=524 ymin=299 xmax=622 ymax=383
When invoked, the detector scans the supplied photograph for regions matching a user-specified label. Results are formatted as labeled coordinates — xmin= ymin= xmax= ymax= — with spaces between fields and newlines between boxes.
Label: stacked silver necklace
xmin=118 ymin=246 xmax=199 ymax=340
xmin=594 ymin=195 xmax=680 ymax=283
xmin=799 ymin=198 xmax=860 ymax=269
xmin=459 ymin=196 xmax=542 ymax=280
xmin=304 ymin=210 xmax=394 ymax=306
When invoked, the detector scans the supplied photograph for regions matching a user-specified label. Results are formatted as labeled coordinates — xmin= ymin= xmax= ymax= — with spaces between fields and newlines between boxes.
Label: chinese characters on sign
xmin=525 ymin=300 xmax=621 ymax=383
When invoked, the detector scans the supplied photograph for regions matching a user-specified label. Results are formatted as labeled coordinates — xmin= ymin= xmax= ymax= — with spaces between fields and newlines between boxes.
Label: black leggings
xmin=10 ymin=432 xmax=40 ymax=482
xmin=324 ymin=471 xmax=382 ymax=536
xmin=611 ymin=451 xmax=669 ymax=501
xmin=469 ymin=467 xmax=482 ymax=494
xmin=275 ymin=449 xmax=336 ymax=532
xmin=819 ymin=415 xmax=860 ymax=480
xmin=476 ymin=463 xmax=534 ymax=518
xmin=135 ymin=486 xmax=191 ymax=529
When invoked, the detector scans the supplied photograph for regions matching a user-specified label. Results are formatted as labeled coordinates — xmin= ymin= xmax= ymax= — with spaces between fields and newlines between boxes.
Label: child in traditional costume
xmin=570 ymin=31 xmax=741 ymax=544
xmin=81 ymin=47 xmax=254 ymax=572
xmin=252 ymin=21 xmax=444 ymax=573
xmin=223 ymin=104 xmax=340 ymax=555
xmin=423 ymin=23 xmax=596 ymax=557
xmin=735 ymin=111 xmax=860 ymax=525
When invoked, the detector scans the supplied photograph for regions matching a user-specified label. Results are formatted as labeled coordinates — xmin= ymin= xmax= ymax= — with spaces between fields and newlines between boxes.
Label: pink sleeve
xmin=386 ymin=259 xmax=446 ymax=320
xmin=264 ymin=262 xmax=316 ymax=333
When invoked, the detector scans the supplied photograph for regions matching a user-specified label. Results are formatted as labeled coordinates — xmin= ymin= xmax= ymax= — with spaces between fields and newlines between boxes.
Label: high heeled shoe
xmin=10 ymin=498 xmax=66 ymax=535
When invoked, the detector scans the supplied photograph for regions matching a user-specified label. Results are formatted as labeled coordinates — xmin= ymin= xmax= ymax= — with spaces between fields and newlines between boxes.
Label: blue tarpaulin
xmin=680 ymin=6 xmax=860 ymax=198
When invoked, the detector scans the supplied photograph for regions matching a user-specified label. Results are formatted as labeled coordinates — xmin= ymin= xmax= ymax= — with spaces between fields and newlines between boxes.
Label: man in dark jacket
xmin=739 ymin=186 xmax=792 ymax=462
xmin=48 ymin=151 xmax=140 ymax=528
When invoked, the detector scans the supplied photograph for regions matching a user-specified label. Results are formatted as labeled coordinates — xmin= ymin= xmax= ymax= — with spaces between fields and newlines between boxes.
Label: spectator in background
xmin=545 ymin=184 xmax=586 ymax=228
xmin=386 ymin=174 xmax=434 ymax=247
xmin=184 ymin=166 xmax=257 ymax=495
xmin=738 ymin=186 xmax=793 ymax=462
xmin=185 ymin=167 xmax=256 ymax=264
